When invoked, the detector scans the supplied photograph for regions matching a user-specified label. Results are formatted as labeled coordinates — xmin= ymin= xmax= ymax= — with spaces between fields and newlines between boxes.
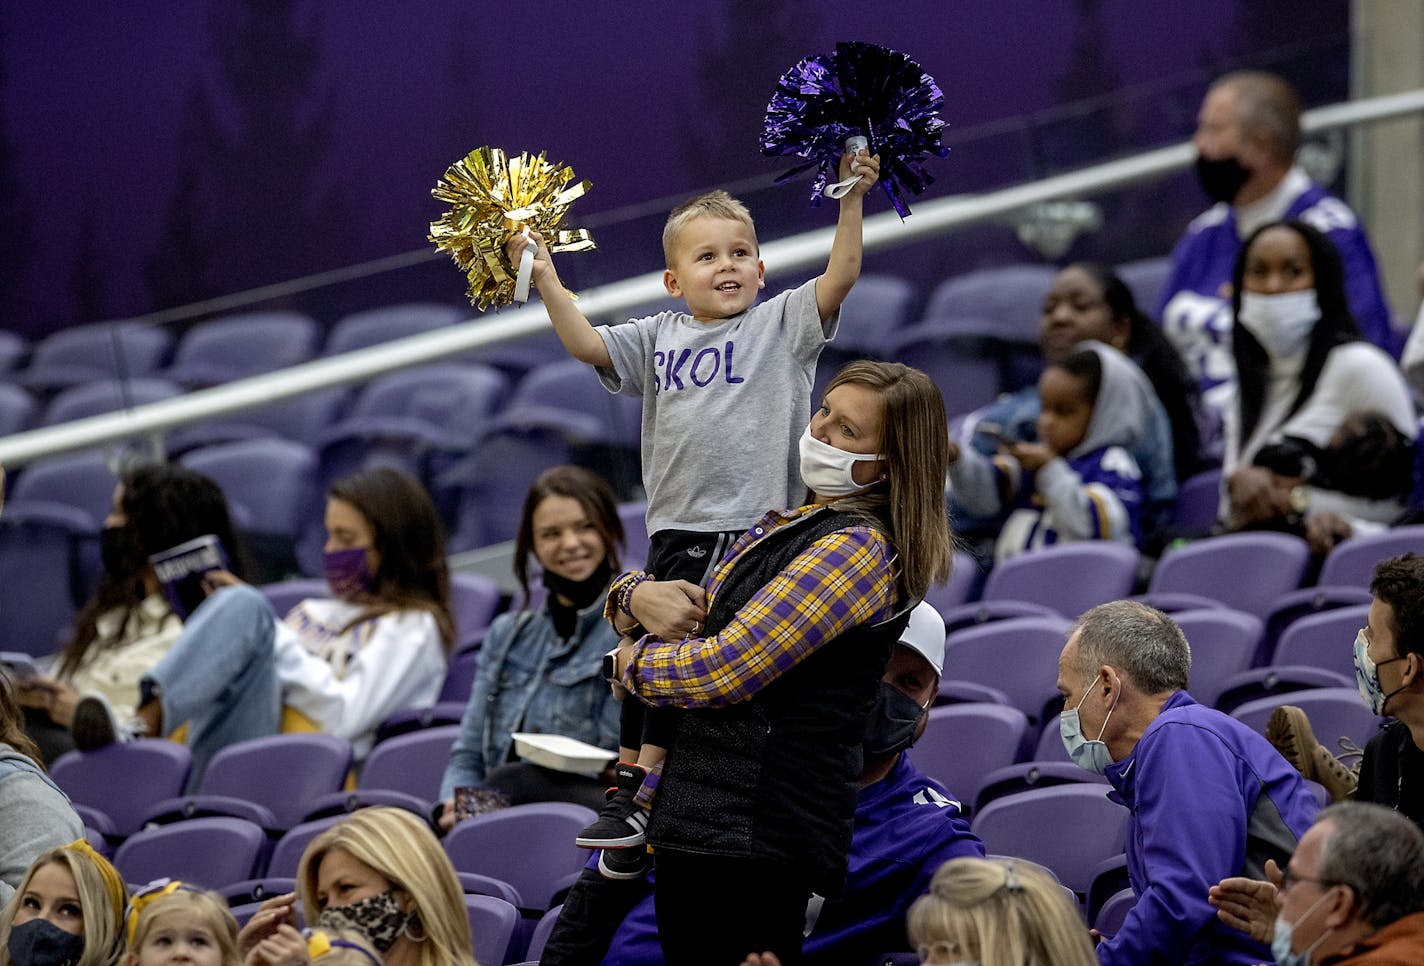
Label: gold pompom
xmin=428 ymin=147 xmax=595 ymax=310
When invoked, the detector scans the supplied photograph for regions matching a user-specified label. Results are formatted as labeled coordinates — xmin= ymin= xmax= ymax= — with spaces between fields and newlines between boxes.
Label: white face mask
xmin=1237 ymin=290 xmax=1320 ymax=358
xmin=798 ymin=425 xmax=883 ymax=498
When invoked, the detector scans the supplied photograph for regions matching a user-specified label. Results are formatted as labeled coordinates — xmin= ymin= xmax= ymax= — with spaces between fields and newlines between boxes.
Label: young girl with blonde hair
xmin=907 ymin=857 xmax=1096 ymax=966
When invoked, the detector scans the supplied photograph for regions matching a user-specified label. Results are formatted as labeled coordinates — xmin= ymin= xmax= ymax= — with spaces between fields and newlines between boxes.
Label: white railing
xmin=2 ymin=87 xmax=1422 ymax=469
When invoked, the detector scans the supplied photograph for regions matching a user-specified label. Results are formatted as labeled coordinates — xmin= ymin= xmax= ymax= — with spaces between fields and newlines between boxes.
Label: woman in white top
xmin=73 ymin=467 xmax=454 ymax=788
xmin=19 ymin=464 xmax=244 ymax=763
xmin=1223 ymin=220 xmax=1416 ymax=539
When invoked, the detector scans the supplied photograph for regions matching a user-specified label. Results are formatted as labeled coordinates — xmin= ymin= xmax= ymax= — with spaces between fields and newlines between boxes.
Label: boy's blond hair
xmin=661 ymin=190 xmax=758 ymax=267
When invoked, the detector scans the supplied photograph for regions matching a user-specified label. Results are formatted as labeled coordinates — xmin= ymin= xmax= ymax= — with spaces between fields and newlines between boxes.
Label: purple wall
xmin=0 ymin=0 xmax=1347 ymax=337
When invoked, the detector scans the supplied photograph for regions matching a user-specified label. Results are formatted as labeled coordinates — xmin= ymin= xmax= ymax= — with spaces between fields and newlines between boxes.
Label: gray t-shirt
xmin=596 ymin=278 xmax=837 ymax=535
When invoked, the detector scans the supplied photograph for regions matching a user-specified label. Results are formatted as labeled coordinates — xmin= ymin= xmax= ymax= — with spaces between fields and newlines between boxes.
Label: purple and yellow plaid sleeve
xmin=620 ymin=525 xmax=897 ymax=708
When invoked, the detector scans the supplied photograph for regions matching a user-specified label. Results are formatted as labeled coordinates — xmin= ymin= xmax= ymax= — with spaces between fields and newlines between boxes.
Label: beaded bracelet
xmin=618 ymin=572 xmax=652 ymax=617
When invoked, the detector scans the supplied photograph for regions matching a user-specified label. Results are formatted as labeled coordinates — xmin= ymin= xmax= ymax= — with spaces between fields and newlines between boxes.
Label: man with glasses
xmin=1209 ymin=801 xmax=1424 ymax=963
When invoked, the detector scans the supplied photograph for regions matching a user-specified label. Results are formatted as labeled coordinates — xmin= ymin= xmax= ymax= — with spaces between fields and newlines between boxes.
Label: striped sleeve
xmin=620 ymin=526 xmax=897 ymax=708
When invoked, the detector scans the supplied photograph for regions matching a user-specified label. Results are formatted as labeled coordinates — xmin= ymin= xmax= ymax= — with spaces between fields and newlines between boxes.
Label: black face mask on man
xmin=1194 ymin=153 xmax=1252 ymax=204
xmin=862 ymin=680 xmax=929 ymax=757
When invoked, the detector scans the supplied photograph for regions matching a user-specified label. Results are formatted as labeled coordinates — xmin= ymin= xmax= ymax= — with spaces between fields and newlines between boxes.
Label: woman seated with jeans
xmin=74 ymin=467 xmax=454 ymax=788
xmin=19 ymin=463 xmax=244 ymax=764
xmin=437 ymin=466 xmax=623 ymax=827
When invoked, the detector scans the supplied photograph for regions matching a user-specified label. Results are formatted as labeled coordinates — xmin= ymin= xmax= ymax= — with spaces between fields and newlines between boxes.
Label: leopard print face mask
xmin=317 ymin=891 xmax=411 ymax=953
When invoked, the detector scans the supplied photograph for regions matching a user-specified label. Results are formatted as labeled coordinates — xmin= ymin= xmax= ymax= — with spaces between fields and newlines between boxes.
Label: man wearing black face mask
xmin=1155 ymin=70 xmax=1391 ymax=450
xmin=539 ymin=601 xmax=985 ymax=966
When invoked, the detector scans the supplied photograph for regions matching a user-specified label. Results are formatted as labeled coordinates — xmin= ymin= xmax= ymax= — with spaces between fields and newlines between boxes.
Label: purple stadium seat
xmin=18 ymin=321 xmax=173 ymax=392
xmin=1128 ymin=592 xmax=1223 ymax=614
xmin=981 ymin=542 xmax=1140 ymax=619
xmin=938 ymin=599 xmax=1060 ymax=637
xmin=439 ymin=650 xmax=480 ymax=705
xmin=113 ymin=817 xmax=267 ymax=888
xmin=443 ymin=802 xmax=597 ymax=912
xmin=1318 ymin=526 xmax=1424 ymax=589
xmin=1261 ymin=586 xmax=1374 ymax=666
xmin=1174 ymin=608 xmax=1263 ymax=707
xmin=523 ymin=903 xmax=564 ymax=965
xmin=0 ymin=383 xmax=36 ymax=437
xmin=465 ymin=894 xmax=520 ymax=966
xmin=912 ymin=704 xmax=1030 ymax=815
xmin=941 ymin=616 xmax=1071 ymax=727
xmin=324 ymin=304 xmax=466 ymax=356
xmin=266 ymin=816 xmax=343 ymax=878
xmin=42 ymin=378 xmax=184 ymax=426
xmin=166 ymin=387 xmax=348 ymax=454
xmin=164 ymin=312 xmax=320 ymax=387
xmin=1094 ymin=887 xmax=1137 ymax=939
xmin=50 ymin=740 xmax=194 ymax=837
xmin=1171 ymin=467 xmax=1223 ymax=534
xmin=973 ymin=712 xmax=1109 ymax=814
xmin=1115 ymin=256 xmax=1172 ymax=313
xmin=923 ymin=265 xmax=1057 ymax=337
xmin=181 ymin=438 xmax=320 ymax=542
xmin=0 ymin=501 xmax=95 ymax=655
xmin=1230 ymin=688 xmax=1387 ymax=753
xmin=617 ymin=501 xmax=651 ymax=569
xmin=0 ymin=330 xmax=29 ymax=373
xmin=498 ymin=359 xmax=642 ymax=449
xmin=143 ymin=733 xmax=353 ymax=830
xmin=1148 ymin=532 xmax=1310 ymax=618
xmin=354 ymin=725 xmax=461 ymax=803
xmin=922 ymin=551 xmax=981 ymax=615
xmin=883 ymin=320 xmax=1007 ymax=419
xmin=970 ymin=784 xmax=1128 ymax=899
xmin=10 ymin=450 xmax=118 ymax=525
xmin=451 ymin=572 xmax=501 ymax=640
xmin=1270 ymin=605 xmax=1370 ymax=681
xmin=259 ymin=578 xmax=331 ymax=620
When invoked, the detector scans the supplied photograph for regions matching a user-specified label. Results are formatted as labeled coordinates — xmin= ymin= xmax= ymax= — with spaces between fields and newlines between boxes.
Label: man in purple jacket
xmin=1156 ymin=71 xmax=1392 ymax=454
xmin=1056 ymin=600 xmax=1319 ymax=965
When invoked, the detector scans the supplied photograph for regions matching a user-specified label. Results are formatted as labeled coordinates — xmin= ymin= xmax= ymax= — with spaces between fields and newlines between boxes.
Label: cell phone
xmin=975 ymin=422 xmax=1014 ymax=447
xmin=0 ymin=652 xmax=41 ymax=682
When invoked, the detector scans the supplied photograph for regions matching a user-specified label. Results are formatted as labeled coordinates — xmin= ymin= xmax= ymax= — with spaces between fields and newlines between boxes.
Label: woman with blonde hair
xmin=610 ymin=360 xmax=955 ymax=964
xmin=240 ymin=808 xmax=473 ymax=966
xmin=907 ymin=857 xmax=1096 ymax=966
xmin=0 ymin=840 xmax=126 ymax=966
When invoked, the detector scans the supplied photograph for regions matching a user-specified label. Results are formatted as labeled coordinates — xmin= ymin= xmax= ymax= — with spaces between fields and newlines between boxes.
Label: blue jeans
xmin=143 ymin=584 xmax=280 ymax=790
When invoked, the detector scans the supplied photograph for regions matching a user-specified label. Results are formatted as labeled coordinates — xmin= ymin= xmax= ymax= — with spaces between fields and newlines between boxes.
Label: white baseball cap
xmin=899 ymin=600 xmax=946 ymax=679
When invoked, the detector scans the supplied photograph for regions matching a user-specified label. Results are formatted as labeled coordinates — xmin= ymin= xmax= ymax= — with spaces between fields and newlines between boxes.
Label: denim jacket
xmin=440 ymin=595 xmax=621 ymax=798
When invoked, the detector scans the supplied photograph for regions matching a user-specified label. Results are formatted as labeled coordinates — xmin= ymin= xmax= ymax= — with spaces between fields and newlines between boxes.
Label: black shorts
xmin=645 ymin=528 xmax=742 ymax=586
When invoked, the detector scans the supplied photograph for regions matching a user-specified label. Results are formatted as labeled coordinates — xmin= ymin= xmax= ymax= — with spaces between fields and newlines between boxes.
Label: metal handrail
xmin=2 ymin=87 xmax=1422 ymax=469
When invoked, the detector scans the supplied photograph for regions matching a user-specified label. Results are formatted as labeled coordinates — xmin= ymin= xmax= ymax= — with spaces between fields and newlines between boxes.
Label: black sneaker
xmin=71 ymin=694 xmax=145 ymax=751
xmin=575 ymin=762 xmax=649 ymax=849
xmin=597 ymin=846 xmax=650 ymax=881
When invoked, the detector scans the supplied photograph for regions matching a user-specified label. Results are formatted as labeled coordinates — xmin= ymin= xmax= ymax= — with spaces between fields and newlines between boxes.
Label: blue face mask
xmin=7 ymin=919 xmax=86 ymax=966
xmin=1060 ymin=680 xmax=1117 ymax=775
xmin=1353 ymin=629 xmax=1408 ymax=716
xmin=1271 ymin=888 xmax=1334 ymax=966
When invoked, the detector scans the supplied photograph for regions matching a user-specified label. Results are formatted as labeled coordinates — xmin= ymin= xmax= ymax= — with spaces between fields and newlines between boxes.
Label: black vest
xmin=646 ymin=506 xmax=913 ymax=894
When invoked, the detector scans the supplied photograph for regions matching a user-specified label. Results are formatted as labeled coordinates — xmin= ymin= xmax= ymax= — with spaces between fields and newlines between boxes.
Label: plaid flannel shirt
xmin=608 ymin=505 xmax=897 ymax=708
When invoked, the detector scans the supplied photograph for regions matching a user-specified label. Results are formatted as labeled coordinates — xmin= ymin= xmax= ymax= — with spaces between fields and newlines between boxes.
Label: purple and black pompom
xmin=761 ymin=41 xmax=949 ymax=218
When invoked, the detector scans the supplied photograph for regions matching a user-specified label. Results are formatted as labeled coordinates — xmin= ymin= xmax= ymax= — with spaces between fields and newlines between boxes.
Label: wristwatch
xmin=602 ymin=646 xmax=620 ymax=682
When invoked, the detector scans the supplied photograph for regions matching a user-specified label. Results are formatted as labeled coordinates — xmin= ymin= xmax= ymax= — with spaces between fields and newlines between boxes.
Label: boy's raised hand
xmin=505 ymin=228 xmax=554 ymax=286
xmin=838 ymin=148 xmax=880 ymax=198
